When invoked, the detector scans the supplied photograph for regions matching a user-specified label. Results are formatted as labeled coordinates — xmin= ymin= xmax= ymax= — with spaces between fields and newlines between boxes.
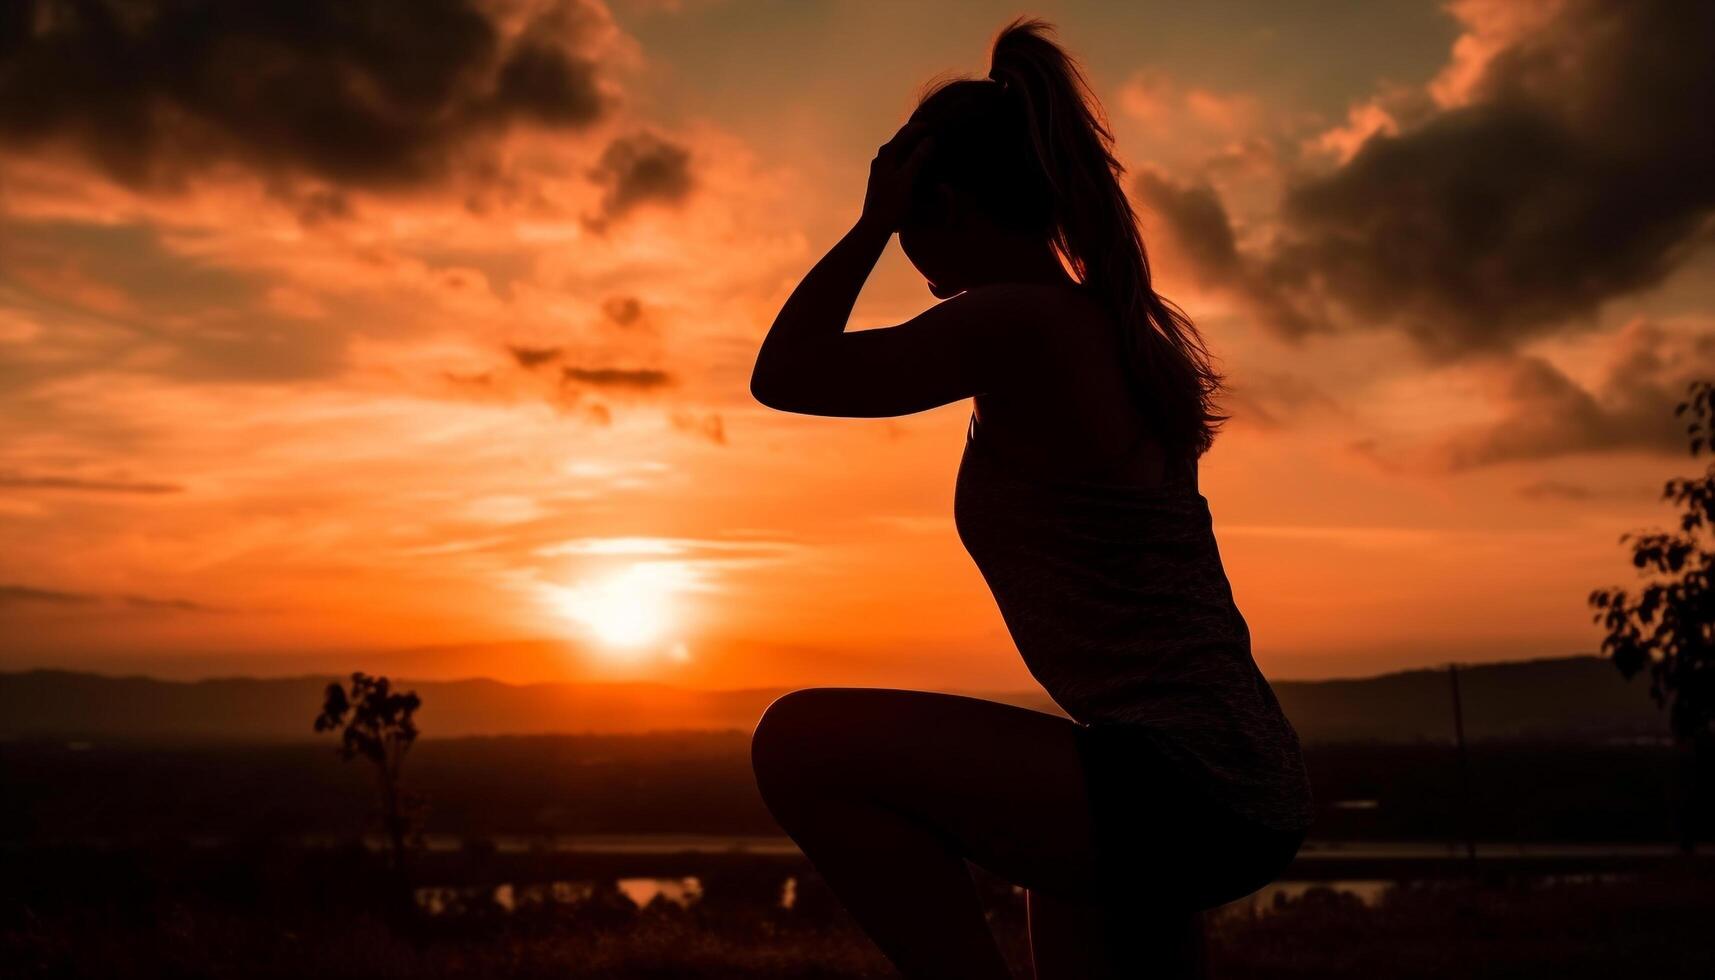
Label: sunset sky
xmin=3 ymin=0 xmax=1713 ymax=690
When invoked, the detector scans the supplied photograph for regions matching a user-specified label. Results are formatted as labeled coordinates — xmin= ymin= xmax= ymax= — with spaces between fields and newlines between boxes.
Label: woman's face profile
xmin=898 ymin=189 xmax=971 ymax=299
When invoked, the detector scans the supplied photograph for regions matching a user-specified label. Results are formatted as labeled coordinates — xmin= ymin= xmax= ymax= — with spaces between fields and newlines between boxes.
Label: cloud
xmin=601 ymin=295 xmax=644 ymax=327
xmin=0 ymin=471 xmax=183 ymax=494
xmin=0 ymin=583 xmax=217 ymax=612
xmin=119 ymin=594 xmax=223 ymax=613
xmin=670 ymin=409 xmax=726 ymax=444
xmin=585 ymin=130 xmax=693 ymax=228
xmin=1132 ymin=168 xmax=1316 ymax=337
xmin=1119 ymin=70 xmax=1262 ymax=138
xmin=1303 ymin=82 xmax=1438 ymax=167
xmin=440 ymin=347 xmax=675 ymax=419
xmin=561 ymin=365 xmax=672 ymax=389
xmin=0 ymin=584 xmax=97 ymax=607
xmin=1432 ymin=319 xmax=1715 ymax=469
xmin=1133 ymin=169 xmax=1240 ymax=281
xmin=0 ymin=0 xmax=615 ymax=190
xmin=1153 ymin=0 xmax=1715 ymax=355
xmin=508 ymin=344 xmax=562 ymax=369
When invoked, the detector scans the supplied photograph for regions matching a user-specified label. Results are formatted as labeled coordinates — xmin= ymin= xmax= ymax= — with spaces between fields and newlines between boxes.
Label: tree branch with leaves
xmin=1590 ymin=380 xmax=1715 ymax=851
xmin=314 ymin=672 xmax=423 ymax=872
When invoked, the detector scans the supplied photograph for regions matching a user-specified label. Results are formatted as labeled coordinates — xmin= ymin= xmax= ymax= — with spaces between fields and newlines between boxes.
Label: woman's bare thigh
xmin=751 ymin=687 xmax=1101 ymax=898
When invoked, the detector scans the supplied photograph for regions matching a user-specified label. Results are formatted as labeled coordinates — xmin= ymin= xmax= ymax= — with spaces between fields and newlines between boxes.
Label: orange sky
xmin=3 ymin=0 xmax=1713 ymax=688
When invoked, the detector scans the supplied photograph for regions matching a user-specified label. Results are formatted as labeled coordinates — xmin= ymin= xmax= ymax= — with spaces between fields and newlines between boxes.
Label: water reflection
xmin=1240 ymin=879 xmax=1392 ymax=911
xmin=415 ymin=876 xmax=703 ymax=916
xmin=619 ymin=876 xmax=702 ymax=908
xmin=416 ymin=872 xmax=1394 ymax=918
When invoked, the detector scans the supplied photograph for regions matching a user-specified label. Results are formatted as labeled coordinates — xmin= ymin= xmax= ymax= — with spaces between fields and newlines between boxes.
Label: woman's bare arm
xmin=751 ymin=253 xmax=1054 ymax=418
xmin=750 ymin=214 xmax=893 ymax=412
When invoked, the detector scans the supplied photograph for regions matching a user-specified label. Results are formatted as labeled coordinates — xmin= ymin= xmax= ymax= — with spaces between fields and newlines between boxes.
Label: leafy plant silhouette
xmin=1590 ymin=380 xmax=1715 ymax=851
xmin=315 ymin=672 xmax=423 ymax=872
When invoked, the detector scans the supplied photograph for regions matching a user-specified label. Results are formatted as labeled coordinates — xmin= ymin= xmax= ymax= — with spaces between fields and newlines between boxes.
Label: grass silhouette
xmin=4 ymin=840 xmax=1711 ymax=979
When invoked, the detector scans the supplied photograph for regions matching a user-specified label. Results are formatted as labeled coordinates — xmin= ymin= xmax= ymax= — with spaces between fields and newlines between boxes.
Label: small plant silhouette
xmin=315 ymin=672 xmax=423 ymax=872
xmin=1590 ymin=380 xmax=1715 ymax=851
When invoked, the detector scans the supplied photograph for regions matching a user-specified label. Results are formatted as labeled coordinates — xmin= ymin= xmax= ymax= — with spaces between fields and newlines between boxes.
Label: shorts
xmin=1073 ymin=722 xmax=1306 ymax=911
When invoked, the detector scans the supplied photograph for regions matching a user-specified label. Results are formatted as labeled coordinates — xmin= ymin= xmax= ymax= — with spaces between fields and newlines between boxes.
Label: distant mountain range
xmin=0 ymin=655 xmax=1670 ymax=743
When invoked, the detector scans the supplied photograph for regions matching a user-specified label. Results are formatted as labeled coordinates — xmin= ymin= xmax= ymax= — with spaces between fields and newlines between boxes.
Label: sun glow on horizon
xmin=542 ymin=562 xmax=693 ymax=653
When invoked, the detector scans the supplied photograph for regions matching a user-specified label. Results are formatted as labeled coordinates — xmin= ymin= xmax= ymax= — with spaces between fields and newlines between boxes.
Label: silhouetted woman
xmin=748 ymin=19 xmax=1311 ymax=979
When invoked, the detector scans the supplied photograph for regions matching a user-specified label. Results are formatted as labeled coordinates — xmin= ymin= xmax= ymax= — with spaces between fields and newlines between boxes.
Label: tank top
xmin=953 ymin=410 xmax=1314 ymax=833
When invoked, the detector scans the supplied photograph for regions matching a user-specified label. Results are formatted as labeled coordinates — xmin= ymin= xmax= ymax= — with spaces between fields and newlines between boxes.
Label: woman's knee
xmin=751 ymin=687 xmax=849 ymax=806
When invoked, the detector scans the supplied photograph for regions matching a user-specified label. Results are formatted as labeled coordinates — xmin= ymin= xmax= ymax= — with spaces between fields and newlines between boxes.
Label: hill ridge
xmin=0 ymin=655 xmax=1666 ymax=743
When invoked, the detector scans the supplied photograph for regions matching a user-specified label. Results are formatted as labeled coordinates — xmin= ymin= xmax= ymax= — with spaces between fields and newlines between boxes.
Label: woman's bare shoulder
xmin=952 ymin=282 xmax=1113 ymax=349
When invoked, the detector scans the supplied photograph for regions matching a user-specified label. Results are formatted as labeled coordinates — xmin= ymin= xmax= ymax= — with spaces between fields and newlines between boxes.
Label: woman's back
xmin=968 ymin=284 xmax=1173 ymax=488
xmin=955 ymin=394 xmax=1314 ymax=835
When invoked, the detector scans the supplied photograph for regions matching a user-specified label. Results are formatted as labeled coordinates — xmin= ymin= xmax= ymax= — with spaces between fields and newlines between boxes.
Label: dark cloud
xmin=0 ymin=584 xmax=97 ymax=607
xmin=0 ymin=471 xmax=182 ymax=493
xmin=602 ymin=295 xmax=644 ymax=327
xmin=439 ymin=356 xmax=673 ymax=415
xmin=119 ymin=594 xmax=221 ymax=613
xmin=1134 ymin=169 xmax=1239 ymax=281
xmin=1162 ymin=0 xmax=1715 ymax=355
xmin=1133 ymin=169 xmax=1317 ymax=337
xmin=0 ymin=0 xmax=611 ymax=189
xmin=0 ymin=583 xmax=216 ymax=612
xmin=1434 ymin=321 xmax=1715 ymax=469
xmin=508 ymin=345 xmax=562 ymax=369
xmin=561 ymin=365 xmax=672 ymax=390
xmin=586 ymin=131 xmax=693 ymax=228
xmin=509 ymin=348 xmax=674 ymax=392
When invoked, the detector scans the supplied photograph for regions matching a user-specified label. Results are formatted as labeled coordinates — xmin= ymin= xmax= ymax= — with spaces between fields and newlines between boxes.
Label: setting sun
xmin=543 ymin=563 xmax=687 ymax=652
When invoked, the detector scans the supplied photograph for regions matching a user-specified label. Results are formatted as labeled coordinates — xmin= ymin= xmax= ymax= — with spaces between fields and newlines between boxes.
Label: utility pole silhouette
xmin=1448 ymin=661 xmax=1478 ymax=873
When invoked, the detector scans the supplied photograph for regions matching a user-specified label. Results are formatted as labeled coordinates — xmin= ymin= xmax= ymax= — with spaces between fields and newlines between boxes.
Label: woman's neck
xmin=964 ymin=235 xmax=1077 ymax=291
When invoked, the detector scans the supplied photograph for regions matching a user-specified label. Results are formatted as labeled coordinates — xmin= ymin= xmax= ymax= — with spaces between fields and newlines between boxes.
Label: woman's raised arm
xmin=751 ymin=122 xmax=1050 ymax=418
xmin=751 ymin=269 xmax=1053 ymax=418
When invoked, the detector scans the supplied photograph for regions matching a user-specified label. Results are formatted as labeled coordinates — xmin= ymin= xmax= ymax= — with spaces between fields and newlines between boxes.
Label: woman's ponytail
xmin=988 ymin=19 xmax=1223 ymax=456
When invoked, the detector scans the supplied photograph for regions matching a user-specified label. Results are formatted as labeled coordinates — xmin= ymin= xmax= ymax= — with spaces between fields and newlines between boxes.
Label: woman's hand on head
xmin=860 ymin=122 xmax=933 ymax=233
